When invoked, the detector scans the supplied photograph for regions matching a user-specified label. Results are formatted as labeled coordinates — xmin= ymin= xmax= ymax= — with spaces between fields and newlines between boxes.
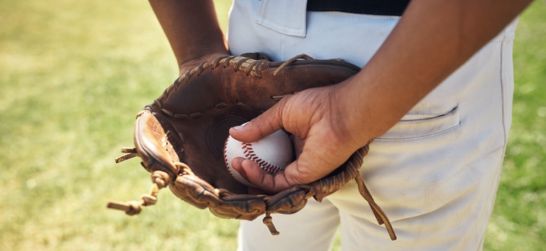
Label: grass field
xmin=1 ymin=1 xmax=544 ymax=250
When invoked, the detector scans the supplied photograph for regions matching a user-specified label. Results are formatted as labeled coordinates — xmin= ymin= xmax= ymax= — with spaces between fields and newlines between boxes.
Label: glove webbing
xmin=107 ymin=148 xmax=171 ymax=215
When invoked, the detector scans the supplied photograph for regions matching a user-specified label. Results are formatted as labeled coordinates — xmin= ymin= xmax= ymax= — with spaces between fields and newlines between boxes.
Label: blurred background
xmin=1 ymin=1 xmax=544 ymax=250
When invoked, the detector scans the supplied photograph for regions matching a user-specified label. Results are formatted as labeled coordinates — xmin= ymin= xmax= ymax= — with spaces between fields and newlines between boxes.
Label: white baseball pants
xmin=227 ymin=0 xmax=516 ymax=250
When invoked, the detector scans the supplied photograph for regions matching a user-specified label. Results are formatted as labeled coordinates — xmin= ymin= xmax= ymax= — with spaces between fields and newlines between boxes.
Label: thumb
xmin=229 ymin=99 xmax=286 ymax=142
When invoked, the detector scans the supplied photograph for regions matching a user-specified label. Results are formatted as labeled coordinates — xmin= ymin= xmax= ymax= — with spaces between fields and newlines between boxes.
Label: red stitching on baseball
xmin=242 ymin=143 xmax=282 ymax=174
xmin=223 ymin=137 xmax=231 ymax=171
xmin=224 ymin=137 xmax=253 ymax=186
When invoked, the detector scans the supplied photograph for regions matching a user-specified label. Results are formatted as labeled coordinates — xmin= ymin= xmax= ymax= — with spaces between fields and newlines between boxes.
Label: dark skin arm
xmin=149 ymin=0 xmax=227 ymax=72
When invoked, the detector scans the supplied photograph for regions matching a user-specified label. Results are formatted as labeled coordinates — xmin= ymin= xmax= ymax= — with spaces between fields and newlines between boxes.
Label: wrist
xmin=333 ymin=74 xmax=389 ymax=145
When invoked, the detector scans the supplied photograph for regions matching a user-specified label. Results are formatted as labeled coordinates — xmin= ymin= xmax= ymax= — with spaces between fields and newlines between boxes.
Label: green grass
xmin=485 ymin=2 xmax=546 ymax=250
xmin=0 ymin=1 xmax=544 ymax=250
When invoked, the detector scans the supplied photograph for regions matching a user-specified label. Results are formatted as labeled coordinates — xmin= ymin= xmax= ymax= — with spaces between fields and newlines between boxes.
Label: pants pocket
xmin=376 ymin=105 xmax=461 ymax=142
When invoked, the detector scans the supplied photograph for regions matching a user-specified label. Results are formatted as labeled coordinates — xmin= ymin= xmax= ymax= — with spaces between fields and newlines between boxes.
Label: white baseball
xmin=224 ymin=129 xmax=294 ymax=186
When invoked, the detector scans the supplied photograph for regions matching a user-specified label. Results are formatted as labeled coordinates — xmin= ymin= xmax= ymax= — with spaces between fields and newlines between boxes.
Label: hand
xmin=229 ymin=83 xmax=368 ymax=193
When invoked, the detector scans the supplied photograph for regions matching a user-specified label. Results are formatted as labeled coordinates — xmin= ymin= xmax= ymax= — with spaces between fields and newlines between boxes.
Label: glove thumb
xmin=229 ymin=99 xmax=285 ymax=143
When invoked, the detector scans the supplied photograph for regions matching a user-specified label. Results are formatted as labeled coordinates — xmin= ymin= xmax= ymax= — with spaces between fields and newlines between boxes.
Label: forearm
xmin=341 ymin=0 xmax=532 ymax=141
xmin=149 ymin=0 xmax=227 ymax=70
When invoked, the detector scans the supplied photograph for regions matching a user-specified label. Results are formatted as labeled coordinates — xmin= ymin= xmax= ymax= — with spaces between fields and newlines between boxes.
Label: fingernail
xmin=231 ymin=157 xmax=243 ymax=170
xmin=238 ymin=163 xmax=249 ymax=178
xmin=242 ymin=159 xmax=259 ymax=170
xmin=231 ymin=122 xmax=249 ymax=131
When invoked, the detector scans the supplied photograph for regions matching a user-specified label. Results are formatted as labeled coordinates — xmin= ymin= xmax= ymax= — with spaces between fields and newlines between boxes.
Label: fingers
xmin=229 ymin=98 xmax=287 ymax=142
xmin=230 ymin=157 xmax=248 ymax=178
xmin=232 ymin=157 xmax=297 ymax=193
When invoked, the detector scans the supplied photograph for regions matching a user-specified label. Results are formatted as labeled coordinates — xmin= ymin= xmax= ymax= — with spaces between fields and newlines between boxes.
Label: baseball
xmin=224 ymin=129 xmax=294 ymax=185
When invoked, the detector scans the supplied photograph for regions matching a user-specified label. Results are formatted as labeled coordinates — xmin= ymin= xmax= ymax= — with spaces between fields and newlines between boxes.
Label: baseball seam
xmin=224 ymin=137 xmax=252 ymax=186
xmin=242 ymin=143 xmax=282 ymax=174
xmin=223 ymin=137 xmax=230 ymax=171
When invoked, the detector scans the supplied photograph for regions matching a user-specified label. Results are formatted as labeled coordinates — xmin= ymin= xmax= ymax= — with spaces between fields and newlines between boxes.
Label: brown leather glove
xmin=107 ymin=53 xmax=396 ymax=240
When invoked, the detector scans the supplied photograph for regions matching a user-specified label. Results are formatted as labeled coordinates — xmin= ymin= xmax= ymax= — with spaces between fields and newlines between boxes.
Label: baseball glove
xmin=107 ymin=53 xmax=396 ymax=240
